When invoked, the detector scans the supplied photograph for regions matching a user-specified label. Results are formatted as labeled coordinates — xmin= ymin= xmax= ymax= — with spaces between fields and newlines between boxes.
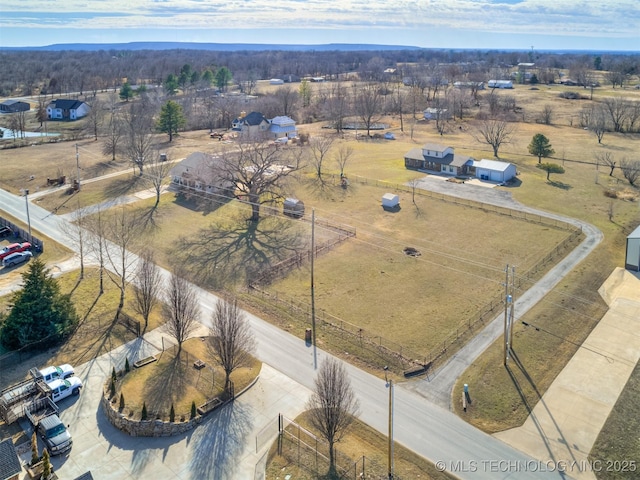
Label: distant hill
xmin=0 ymin=42 xmax=422 ymax=52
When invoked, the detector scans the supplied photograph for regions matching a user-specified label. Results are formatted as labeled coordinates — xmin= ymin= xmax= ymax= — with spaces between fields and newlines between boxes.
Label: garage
xmin=473 ymin=159 xmax=517 ymax=183
xmin=625 ymin=224 xmax=640 ymax=271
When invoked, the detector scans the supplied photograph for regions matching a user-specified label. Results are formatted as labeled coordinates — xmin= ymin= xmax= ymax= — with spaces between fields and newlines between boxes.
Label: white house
xmin=269 ymin=115 xmax=297 ymax=139
xmin=231 ymin=111 xmax=270 ymax=137
xmin=46 ymin=99 xmax=90 ymax=120
xmin=169 ymin=152 xmax=234 ymax=195
xmin=471 ymin=159 xmax=517 ymax=183
xmin=625 ymin=224 xmax=640 ymax=271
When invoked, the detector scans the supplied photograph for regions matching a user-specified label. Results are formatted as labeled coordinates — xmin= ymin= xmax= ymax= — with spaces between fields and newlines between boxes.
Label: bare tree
xmin=353 ymin=82 xmax=383 ymax=137
xmin=273 ymin=86 xmax=298 ymax=118
xmin=208 ymin=297 xmax=256 ymax=392
xmin=133 ymin=249 xmax=162 ymax=332
xmin=84 ymin=96 xmax=104 ymax=141
xmin=588 ymin=105 xmax=608 ymax=144
xmin=594 ymin=151 xmax=616 ymax=176
xmin=163 ymin=268 xmax=201 ymax=355
xmin=308 ymin=135 xmax=335 ymax=182
xmin=104 ymin=207 xmax=141 ymax=317
xmin=84 ymin=209 xmax=107 ymax=294
xmin=324 ymin=82 xmax=350 ymax=134
xmin=217 ymin=138 xmax=303 ymax=222
xmin=144 ymin=153 xmax=173 ymax=210
xmin=474 ymin=119 xmax=515 ymax=158
xmin=620 ymin=158 xmax=640 ymax=186
xmin=307 ymin=358 xmax=360 ymax=475
xmin=102 ymin=94 xmax=123 ymax=161
xmin=59 ymin=199 xmax=88 ymax=280
xmin=123 ymin=101 xmax=156 ymax=175
xmin=601 ymin=97 xmax=629 ymax=133
xmin=539 ymin=104 xmax=554 ymax=125
xmin=334 ymin=145 xmax=353 ymax=179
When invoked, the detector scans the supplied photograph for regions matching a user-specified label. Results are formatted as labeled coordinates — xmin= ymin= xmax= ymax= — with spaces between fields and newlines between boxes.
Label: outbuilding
xmin=625 ymin=224 xmax=640 ymax=271
xmin=283 ymin=198 xmax=305 ymax=218
xmin=382 ymin=193 xmax=400 ymax=210
xmin=472 ymin=159 xmax=517 ymax=183
xmin=0 ymin=99 xmax=30 ymax=113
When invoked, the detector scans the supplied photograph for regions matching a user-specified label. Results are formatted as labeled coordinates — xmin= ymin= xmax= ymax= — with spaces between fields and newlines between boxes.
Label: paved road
xmin=0 ymin=179 xmax=595 ymax=479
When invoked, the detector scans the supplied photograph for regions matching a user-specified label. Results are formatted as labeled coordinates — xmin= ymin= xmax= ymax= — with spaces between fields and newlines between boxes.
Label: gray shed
xmin=625 ymin=224 xmax=640 ymax=271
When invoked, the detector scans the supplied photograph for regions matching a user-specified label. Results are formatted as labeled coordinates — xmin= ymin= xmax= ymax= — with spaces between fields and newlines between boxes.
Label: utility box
xmin=283 ymin=198 xmax=305 ymax=218
xmin=382 ymin=193 xmax=399 ymax=210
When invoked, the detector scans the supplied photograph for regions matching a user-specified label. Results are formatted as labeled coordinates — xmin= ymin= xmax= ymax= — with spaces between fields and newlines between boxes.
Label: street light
xmin=24 ymin=189 xmax=32 ymax=242
xmin=384 ymin=366 xmax=394 ymax=479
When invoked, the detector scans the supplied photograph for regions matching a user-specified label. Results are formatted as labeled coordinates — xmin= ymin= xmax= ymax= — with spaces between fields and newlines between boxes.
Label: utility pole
xmin=24 ymin=189 xmax=32 ymax=242
xmin=310 ymin=209 xmax=316 ymax=348
xmin=75 ymin=143 xmax=81 ymax=191
xmin=384 ymin=366 xmax=394 ymax=479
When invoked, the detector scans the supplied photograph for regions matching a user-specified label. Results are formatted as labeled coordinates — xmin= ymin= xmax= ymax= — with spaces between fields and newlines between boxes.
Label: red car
xmin=0 ymin=242 xmax=31 ymax=260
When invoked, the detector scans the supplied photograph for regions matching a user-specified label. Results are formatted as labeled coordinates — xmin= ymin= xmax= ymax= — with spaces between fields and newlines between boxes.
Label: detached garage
xmin=473 ymin=159 xmax=517 ymax=183
xmin=625 ymin=225 xmax=640 ymax=271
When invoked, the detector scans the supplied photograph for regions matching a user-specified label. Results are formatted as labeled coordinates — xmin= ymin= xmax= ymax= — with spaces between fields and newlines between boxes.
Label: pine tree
xmin=528 ymin=133 xmax=555 ymax=164
xmin=30 ymin=431 xmax=39 ymax=465
xmin=109 ymin=378 xmax=116 ymax=398
xmin=0 ymin=259 xmax=78 ymax=349
xmin=190 ymin=401 xmax=197 ymax=419
xmin=156 ymin=100 xmax=186 ymax=142
xmin=169 ymin=404 xmax=175 ymax=422
xmin=119 ymin=393 xmax=125 ymax=410
xmin=41 ymin=448 xmax=51 ymax=478
xmin=141 ymin=402 xmax=148 ymax=420
xmin=125 ymin=357 xmax=130 ymax=373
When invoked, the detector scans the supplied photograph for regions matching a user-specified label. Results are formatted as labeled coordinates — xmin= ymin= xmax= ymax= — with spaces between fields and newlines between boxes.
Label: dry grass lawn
xmin=115 ymin=336 xmax=260 ymax=421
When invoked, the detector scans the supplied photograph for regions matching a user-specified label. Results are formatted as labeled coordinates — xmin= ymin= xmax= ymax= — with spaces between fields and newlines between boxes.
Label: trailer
xmin=24 ymin=397 xmax=59 ymax=427
xmin=0 ymin=370 xmax=52 ymax=424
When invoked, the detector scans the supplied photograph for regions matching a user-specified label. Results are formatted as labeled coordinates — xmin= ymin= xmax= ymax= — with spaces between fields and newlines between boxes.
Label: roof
xmin=235 ymin=111 xmax=268 ymax=126
xmin=73 ymin=473 xmax=95 ymax=480
xmin=628 ymin=224 xmax=640 ymax=240
xmin=0 ymin=439 xmax=21 ymax=480
xmin=169 ymin=152 xmax=231 ymax=187
xmin=450 ymin=154 xmax=474 ymax=168
xmin=473 ymin=159 xmax=514 ymax=172
xmin=1 ymin=99 xmax=28 ymax=106
xmin=404 ymin=148 xmax=424 ymax=161
xmin=49 ymin=99 xmax=86 ymax=110
xmin=270 ymin=116 xmax=295 ymax=126
xmin=422 ymin=143 xmax=450 ymax=153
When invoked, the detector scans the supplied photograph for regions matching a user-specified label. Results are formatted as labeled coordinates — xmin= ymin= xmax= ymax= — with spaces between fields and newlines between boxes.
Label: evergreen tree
xmin=41 ymin=449 xmax=51 ymax=478
xmin=0 ymin=259 xmax=77 ymax=349
xmin=528 ymin=133 xmax=555 ymax=163
xmin=169 ymin=404 xmax=175 ymax=422
xmin=119 ymin=393 xmax=125 ymax=410
xmin=190 ymin=401 xmax=197 ymax=419
xmin=215 ymin=67 xmax=232 ymax=92
xmin=157 ymin=100 xmax=186 ymax=142
xmin=164 ymin=74 xmax=179 ymax=95
xmin=141 ymin=402 xmax=148 ymax=420
xmin=119 ymin=82 xmax=134 ymax=102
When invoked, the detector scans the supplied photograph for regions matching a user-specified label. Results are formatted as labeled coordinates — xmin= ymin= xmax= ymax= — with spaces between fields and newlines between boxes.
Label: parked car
xmin=0 ymin=226 xmax=12 ymax=237
xmin=274 ymin=136 xmax=289 ymax=145
xmin=0 ymin=242 xmax=31 ymax=260
xmin=384 ymin=132 xmax=396 ymax=140
xmin=35 ymin=413 xmax=73 ymax=455
xmin=39 ymin=364 xmax=75 ymax=383
xmin=48 ymin=377 xmax=83 ymax=403
xmin=2 ymin=250 xmax=32 ymax=267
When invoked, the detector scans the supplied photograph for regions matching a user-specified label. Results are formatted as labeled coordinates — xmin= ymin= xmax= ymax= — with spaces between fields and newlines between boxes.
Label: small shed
xmin=283 ymin=198 xmax=305 ymax=218
xmin=625 ymin=224 xmax=640 ymax=271
xmin=382 ymin=193 xmax=399 ymax=210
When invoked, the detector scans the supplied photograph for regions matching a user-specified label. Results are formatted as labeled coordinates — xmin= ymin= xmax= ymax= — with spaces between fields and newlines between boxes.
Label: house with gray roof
xmin=404 ymin=143 xmax=474 ymax=176
xmin=269 ymin=116 xmax=297 ymax=139
xmin=169 ymin=152 xmax=234 ymax=196
xmin=0 ymin=439 xmax=21 ymax=480
xmin=47 ymin=99 xmax=90 ymax=121
xmin=0 ymin=99 xmax=30 ymax=114
xmin=231 ymin=111 xmax=270 ymax=137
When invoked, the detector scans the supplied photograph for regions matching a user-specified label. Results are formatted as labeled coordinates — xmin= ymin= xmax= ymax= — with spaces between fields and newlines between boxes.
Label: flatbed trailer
xmin=0 ymin=370 xmax=52 ymax=424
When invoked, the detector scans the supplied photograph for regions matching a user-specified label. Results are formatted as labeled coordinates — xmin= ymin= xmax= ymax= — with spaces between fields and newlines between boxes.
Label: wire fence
xmin=261 ymin=414 xmax=397 ymax=480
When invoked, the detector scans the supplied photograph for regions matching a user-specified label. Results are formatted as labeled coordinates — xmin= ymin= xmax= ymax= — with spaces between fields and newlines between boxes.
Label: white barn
xmin=472 ymin=159 xmax=517 ymax=183
xmin=625 ymin=225 xmax=640 ymax=271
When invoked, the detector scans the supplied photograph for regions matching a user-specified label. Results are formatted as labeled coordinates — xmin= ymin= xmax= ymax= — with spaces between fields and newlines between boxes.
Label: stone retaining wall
xmin=101 ymin=394 xmax=203 ymax=437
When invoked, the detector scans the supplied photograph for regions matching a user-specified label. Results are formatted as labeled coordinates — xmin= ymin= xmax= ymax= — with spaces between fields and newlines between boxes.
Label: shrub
xmin=169 ymin=404 xmax=175 ymax=423
xmin=41 ymin=449 xmax=51 ymax=478
xmin=30 ymin=431 xmax=39 ymax=465
xmin=119 ymin=393 xmax=125 ymax=411
xmin=141 ymin=402 xmax=148 ymax=420
xmin=111 ymin=367 xmax=117 ymax=383
xmin=190 ymin=401 xmax=197 ymax=419
xmin=109 ymin=378 xmax=116 ymax=398
xmin=125 ymin=357 xmax=130 ymax=373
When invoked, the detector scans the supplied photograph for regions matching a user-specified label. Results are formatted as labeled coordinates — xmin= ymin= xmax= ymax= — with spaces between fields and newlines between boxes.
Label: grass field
xmin=115 ymin=336 xmax=260 ymax=422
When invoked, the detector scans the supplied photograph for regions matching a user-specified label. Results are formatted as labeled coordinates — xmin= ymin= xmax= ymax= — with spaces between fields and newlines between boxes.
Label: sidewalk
xmin=494 ymin=268 xmax=640 ymax=480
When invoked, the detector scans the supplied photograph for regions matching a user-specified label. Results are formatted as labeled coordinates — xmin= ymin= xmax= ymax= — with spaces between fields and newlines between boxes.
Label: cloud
xmin=1 ymin=0 xmax=638 ymax=43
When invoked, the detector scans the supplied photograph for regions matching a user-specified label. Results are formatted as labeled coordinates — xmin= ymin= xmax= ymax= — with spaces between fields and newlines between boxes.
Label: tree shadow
xmin=103 ymin=175 xmax=143 ymax=199
xmin=547 ymin=180 xmax=572 ymax=190
xmin=142 ymin=354 xmax=189 ymax=415
xmin=174 ymin=214 xmax=307 ymax=289
xmin=188 ymin=401 xmax=254 ymax=480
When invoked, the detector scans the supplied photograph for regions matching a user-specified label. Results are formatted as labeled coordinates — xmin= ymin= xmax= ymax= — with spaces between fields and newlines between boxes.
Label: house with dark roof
xmin=404 ymin=143 xmax=474 ymax=176
xmin=231 ymin=111 xmax=270 ymax=137
xmin=269 ymin=116 xmax=297 ymax=139
xmin=0 ymin=100 xmax=30 ymax=114
xmin=46 ymin=99 xmax=90 ymax=121
xmin=0 ymin=439 xmax=21 ymax=480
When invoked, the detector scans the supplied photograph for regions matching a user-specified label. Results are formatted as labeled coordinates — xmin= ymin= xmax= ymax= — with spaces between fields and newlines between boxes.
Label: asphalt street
xmin=0 ymin=176 xmax=602 ymax=480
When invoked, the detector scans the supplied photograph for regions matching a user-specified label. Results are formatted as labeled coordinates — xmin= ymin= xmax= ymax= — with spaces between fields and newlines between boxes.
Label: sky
xmin=0 ymin=0 xmax=639 ymax=51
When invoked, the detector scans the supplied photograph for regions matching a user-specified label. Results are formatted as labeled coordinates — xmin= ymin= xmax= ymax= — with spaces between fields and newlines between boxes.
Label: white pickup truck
xmin=47 ymin=377 xmax=83 ymax=403
xmin=38 ymin=364 xmax=75 ymax=383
